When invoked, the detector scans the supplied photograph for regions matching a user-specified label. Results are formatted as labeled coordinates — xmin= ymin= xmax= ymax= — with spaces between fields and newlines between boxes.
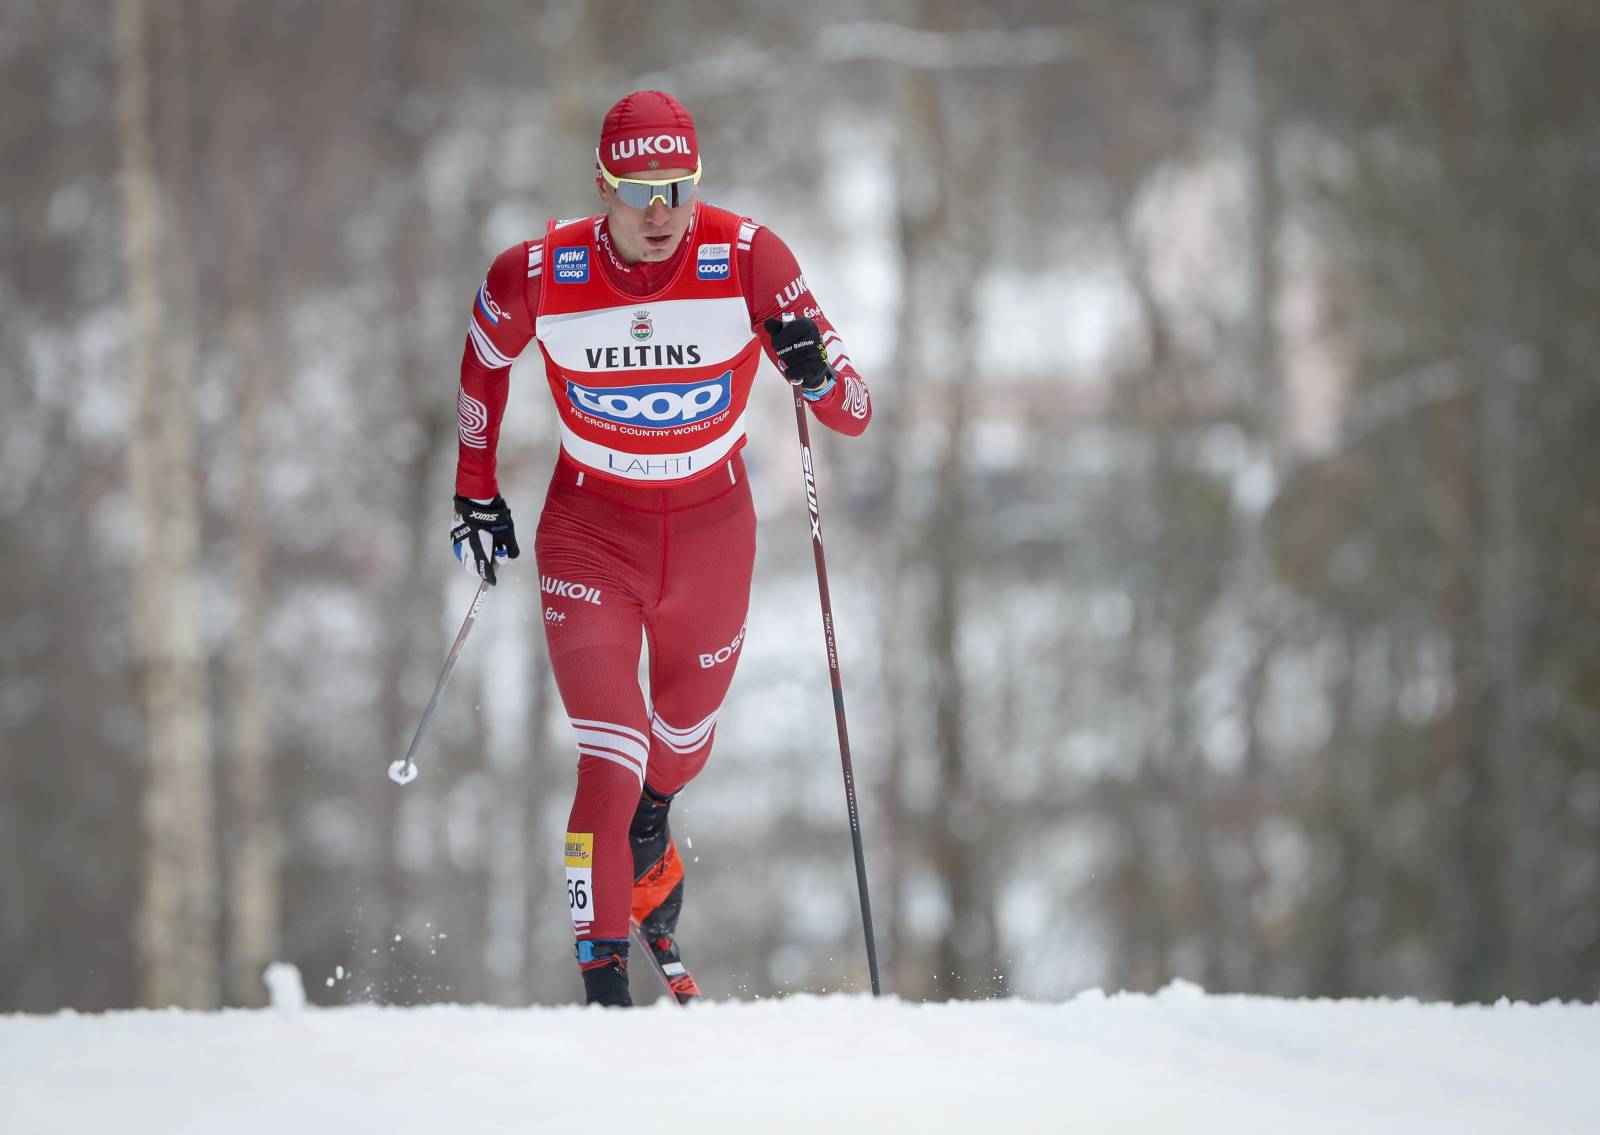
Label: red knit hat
xmin=598 ymin=90 xmax=699 ymax=177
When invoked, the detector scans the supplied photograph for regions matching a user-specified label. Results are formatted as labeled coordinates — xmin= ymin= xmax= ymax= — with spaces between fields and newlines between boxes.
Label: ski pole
xmin=388 ymin=579 xmax=490 ymax=785
xmin=793 ymin=392 xmax=882 ymax=996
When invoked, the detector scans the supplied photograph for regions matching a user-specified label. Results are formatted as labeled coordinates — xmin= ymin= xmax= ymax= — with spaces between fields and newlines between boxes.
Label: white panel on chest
xmin=537 ymin=296 xmax=753 ymax=374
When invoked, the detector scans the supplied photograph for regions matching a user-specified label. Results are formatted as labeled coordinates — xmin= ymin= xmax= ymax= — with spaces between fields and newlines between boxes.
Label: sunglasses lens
xmin=616 ymin=181 xmax=654 ymax=209
xmin=615 ymin=176 xmax=696 ymax=209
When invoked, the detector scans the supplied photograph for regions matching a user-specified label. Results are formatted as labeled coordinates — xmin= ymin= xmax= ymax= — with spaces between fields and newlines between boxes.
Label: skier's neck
xmin=598 ymin=217 xmax=692 ymax=295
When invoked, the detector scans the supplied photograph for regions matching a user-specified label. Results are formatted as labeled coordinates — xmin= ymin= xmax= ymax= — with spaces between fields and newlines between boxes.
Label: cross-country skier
xmin=449 ymin=91 xmax=872 ymax=1006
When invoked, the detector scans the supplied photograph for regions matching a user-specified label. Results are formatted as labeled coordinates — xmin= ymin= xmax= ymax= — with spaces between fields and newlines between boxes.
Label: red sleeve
xmin=455 ymin=240 xmax=541 ymax=499
xmin=740 ymin=225 xmax=872 ymax=437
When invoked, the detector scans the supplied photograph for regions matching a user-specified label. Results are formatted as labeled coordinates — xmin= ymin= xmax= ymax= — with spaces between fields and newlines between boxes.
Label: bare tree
xmin=116 ymin=0 xmax=218 ymax=1009
xmin=203 ymin=2 xmax=280 ymax=1008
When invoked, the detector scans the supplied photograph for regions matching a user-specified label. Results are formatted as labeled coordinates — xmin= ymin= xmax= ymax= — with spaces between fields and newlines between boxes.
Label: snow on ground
xmin=4 ymin=980 xmax=1597 ymax=1134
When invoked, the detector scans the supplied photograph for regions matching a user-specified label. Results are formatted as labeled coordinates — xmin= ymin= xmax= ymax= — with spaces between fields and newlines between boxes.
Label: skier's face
xmin=597 ymin=166 xmax=697 ymax=264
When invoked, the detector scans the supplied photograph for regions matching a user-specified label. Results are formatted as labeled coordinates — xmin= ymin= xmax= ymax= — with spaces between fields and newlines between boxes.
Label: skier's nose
xmin=643 ymin=199 xmax=670 ymax=225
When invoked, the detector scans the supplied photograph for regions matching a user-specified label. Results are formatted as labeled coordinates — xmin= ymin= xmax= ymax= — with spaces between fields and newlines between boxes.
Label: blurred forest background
xmin=3 ymin=0 xmax=1598 ymax=1012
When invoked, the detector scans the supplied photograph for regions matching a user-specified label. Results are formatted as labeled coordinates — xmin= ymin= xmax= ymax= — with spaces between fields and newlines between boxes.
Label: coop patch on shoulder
xmin=697 ymin=242 xmax=731 ymax=280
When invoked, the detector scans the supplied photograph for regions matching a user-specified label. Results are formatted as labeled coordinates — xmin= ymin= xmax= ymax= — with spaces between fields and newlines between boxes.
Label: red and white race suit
xmin=454 ymin=202 xmax=871 ymax=946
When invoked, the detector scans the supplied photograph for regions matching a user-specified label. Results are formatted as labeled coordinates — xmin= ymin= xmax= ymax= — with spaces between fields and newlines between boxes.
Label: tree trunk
xmin=1224 ymin=1 xmax=1284 ymax=993
xmin=1467 ymin=1 xmax=1532 ymax=999
xmin=117 ymin=0 xmax=218 ymax=1010
xmin=209 ymin=4 xmax=279 ymax=1008
xmin=890 ymin=52 xmax=996 ymax=999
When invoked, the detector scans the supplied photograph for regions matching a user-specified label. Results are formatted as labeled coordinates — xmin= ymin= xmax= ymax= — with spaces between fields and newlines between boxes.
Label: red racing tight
xmin=534 ymin=452 xmax=756 ymax=946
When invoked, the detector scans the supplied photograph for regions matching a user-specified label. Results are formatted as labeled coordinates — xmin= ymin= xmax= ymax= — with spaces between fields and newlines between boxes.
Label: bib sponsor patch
xmin=565 ymin=831 xmax=594 ymax=927
xmin=696 ymin=242 xmax=731 ymax=280
xmin=553 ymin=246 xmax=590 ymax=283
xmin=564 ymin=832 xmax=593 ymax=867
xmin=566 ymin=374 xmax=733 ymax=429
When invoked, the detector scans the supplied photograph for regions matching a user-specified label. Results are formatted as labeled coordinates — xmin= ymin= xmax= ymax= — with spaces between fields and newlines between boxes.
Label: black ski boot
xmin=577 ymin=939 xmax=631 ymax=1007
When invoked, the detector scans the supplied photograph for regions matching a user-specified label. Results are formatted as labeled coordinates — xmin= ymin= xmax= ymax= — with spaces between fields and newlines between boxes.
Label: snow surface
xmin=4 ymin=981 xmax=1597 ymax=1134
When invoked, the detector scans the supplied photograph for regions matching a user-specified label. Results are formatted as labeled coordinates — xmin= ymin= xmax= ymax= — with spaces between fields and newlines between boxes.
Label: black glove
xmin=764 ymin=316 xmax=836 ymax=399
xmin=451 ymin=494 xmax=520 ymax=585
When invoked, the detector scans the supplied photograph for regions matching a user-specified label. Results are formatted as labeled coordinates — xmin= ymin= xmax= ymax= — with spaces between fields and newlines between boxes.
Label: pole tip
xmin=387 ymin=759 xmax=418 ymax=786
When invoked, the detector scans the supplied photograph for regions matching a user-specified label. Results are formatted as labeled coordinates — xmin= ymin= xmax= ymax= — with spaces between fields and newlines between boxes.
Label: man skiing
xmin=449 ymin=91 xmax=872 ymax=1007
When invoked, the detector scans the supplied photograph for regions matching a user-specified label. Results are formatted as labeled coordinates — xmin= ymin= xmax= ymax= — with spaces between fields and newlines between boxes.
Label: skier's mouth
xmin=644 ymin=233 xmax=672 ymax=247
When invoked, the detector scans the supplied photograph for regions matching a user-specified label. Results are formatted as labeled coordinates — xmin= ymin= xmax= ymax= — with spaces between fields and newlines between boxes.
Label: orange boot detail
xmin=631 ymin=835 xmax=684 ymax=925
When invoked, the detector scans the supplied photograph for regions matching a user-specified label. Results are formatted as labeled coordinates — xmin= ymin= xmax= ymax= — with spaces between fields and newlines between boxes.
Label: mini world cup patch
xmin=696 ymin=242 xmax=731 ymax=280
xmin=553 ymin=246 xmax=590 ymax=283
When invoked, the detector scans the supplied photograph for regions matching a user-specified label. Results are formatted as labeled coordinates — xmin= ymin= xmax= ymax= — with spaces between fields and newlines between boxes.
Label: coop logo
xmin=553 ymin=246 xmax=589 ymax=283
xmin=697 ymin=242 xmax=731 ymax=280
xmin=698 ymin=623 xmax=747 ymax=669
xmin=608 ymin=134 xmax=693 ymax=163
xmin=565 ymin=374 xmax=732 ymax=428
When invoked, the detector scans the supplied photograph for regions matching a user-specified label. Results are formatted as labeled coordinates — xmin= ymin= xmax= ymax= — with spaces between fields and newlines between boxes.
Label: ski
xmin=628 ymin=919 xmax=702 ymax=1006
